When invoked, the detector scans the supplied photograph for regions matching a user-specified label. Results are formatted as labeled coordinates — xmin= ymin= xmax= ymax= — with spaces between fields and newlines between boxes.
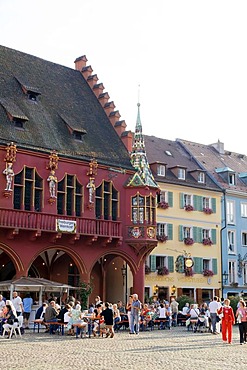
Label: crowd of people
xmin=0 ymin=292 xmax=246 ymax=344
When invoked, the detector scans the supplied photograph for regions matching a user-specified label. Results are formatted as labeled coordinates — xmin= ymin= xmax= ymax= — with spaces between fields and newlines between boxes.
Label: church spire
xmin=129 ymin=102 xmax=158 ymax=188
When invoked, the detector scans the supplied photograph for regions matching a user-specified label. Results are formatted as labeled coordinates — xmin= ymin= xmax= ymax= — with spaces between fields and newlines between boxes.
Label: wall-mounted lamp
xmin=154 ymin=284 xmax=159 ymax=295
xmin=222 ymin=271 xmax=229 ymax=285
xmin=171 ymin=285 xmax=176 ymax=295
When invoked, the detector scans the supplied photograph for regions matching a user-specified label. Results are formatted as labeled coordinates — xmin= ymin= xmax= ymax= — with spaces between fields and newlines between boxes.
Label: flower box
xmin=202 ymin=238 xmax=213 ymax=246
xmin=184 ymin=237 xmax=194 ymax=245
xmin=203 ymin=269 xmax=214 ymax=277
xmin=185 ymin=268 xmax=194 ymax=277
xmin=158 ymin=201 xmax=169 ymax=209
xmin=157 ymin=266 xmax=169 ymax=276
xmin=157 ymin=234 xmax=168 ymax=243
xmin=184 ymin=204 xmax=194 ymax=211
xmin=203 ymin=207 xmax=213 ymax=215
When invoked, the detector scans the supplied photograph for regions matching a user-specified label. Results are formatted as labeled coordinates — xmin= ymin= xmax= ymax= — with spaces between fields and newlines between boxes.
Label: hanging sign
xmin=56 ymin=219 xmax=76 ymax=233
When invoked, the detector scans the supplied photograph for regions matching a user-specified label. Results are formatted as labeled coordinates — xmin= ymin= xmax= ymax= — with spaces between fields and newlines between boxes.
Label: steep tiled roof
xmin=0 ymin=45 xmax=132 ymax=169
xmin=177 ymin=139 xmax=247 ymax=192
xmin=144 ymin=135 xmax=220 ymax=190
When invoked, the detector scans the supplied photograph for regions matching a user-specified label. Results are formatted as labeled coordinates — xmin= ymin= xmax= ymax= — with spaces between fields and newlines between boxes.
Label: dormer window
xmin=229 ymin=173 xmax=236 ymax=185
xmin=178 ymin=168 xmax=185 ymax=180
xmin=198 ymin=172 xmax=205 ymax=183
xmin=28 ymin=91 xmax=38 ymax=102
xmin=13 ymin=118 xmax=24 ymax=129
xmin=157 ymin=164 xmax=166 ymax=177
xmin=73 ymin=130 xmax=84 ymax=141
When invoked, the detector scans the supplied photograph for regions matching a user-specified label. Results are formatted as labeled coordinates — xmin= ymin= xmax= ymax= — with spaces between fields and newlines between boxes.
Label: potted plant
xmin=202 ymin=238 xmax=213 ymax=246
xmin=184 ymin=204 xmax=194 ymax=211
xmin=203 ymin=269 xmax=214 ymax=277
xmin=158 ymin=201 xmax=169 ymax=209
xmin=184 ymin=237 xmax=194 ymax=245
xmin=203 ymin=207 xmax=213 ymax=215
xmin=157 ymin=266 xmax=169 ymax=276
xmin=156 ymin=234 xmax=168 ymax=243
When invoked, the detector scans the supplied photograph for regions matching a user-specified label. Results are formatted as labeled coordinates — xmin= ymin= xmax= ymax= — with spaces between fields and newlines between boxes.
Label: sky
xmin=1 ymin=0 xmax=247 ymax=154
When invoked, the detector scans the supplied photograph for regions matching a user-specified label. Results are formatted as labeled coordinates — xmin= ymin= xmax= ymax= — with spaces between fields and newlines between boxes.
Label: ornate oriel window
xmin=14 ymin=167 xmax=43 ymax=211
xmin=131 ymin=193 xmax=156 ymax=224
xmin=95 ymin=180 xmax=118 ymax=220
xmin=57 ymin=175 xmax=83 ymax=216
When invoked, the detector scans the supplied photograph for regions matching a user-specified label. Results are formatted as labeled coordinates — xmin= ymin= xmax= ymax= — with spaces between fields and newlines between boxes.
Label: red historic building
xmin=0 ymin=45 xmax=158 ymax=303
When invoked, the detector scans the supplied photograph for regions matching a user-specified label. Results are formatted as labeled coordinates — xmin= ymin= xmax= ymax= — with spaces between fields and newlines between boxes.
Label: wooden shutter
xmin=150 ymin=255 xmax=156 ymax=272
xmin=168 ymin=191 xmax=173 ymax=207
xmin=193 ymin=227 xmax=202 ymax=243
xmin=212 ymin=258 xmax=218 ymax=274
xmin=167 ymin=223 xmax=173 ymax=240
xmin=179 ymin=193 xmax=184 ymax=209
xmin=211 ymin=229 xmax=216 ymax=244
xmin=193 ymin=257 xmax=203 ymax=274
xmin=179 ymin=225 xmax=184 ymax=241
xmin=211 ymin=198 xmax=216 ymax=213
xmin=168 ymin=256 xmax=174 ymax=272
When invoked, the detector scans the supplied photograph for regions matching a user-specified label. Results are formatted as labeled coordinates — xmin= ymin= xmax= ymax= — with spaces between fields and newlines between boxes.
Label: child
xmin=218 ymin=299 xmax=235 ymax=344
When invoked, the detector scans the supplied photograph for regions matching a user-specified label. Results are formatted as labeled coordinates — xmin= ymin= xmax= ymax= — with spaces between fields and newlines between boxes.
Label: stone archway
xmin=0 ymin=243 xmax=24 ymax=280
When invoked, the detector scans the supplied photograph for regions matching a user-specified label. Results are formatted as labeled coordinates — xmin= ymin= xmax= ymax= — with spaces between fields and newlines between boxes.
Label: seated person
xmin=2 ymin=304 xmax=17 ymax=338
xmin=67 ymin=305 xmax=87 ymax=336
xmin=113 ymin=303 xmax=121 ymax=331
xmin=44 ymin=301 xmax=59 ymax=334
xmin=92 ymin=303 xmax=103 ymax=337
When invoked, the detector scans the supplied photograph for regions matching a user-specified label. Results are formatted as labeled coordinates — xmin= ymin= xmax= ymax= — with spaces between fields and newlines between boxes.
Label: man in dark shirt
xmin=100 ymin=302 xmax=114 ymax=338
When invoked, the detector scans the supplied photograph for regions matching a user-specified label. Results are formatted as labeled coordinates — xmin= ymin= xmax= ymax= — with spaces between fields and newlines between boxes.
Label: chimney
xmin=114 ymin=120 xmax=127 ymax=136
xmin=210 ymin=140 xmax=225 ymax=155
xmin=93 ymin=83 xmax=105 ymax=98
xmin=104 ymin=101 xmax=115 ymax=116
xmin=87 ymin=74 xmax=99 ymax=89
xmin=121 ymin=131 xmax=133 ymax=152
xmin=74 ymin=55 xmax=88 ymax=71
xmin=81 ymin=65 xmax=93 ymax=80
xmin=109 ymin=111 xmax=121 ymax=126
xmin=98 ymin=92 xmax=110 ymax=107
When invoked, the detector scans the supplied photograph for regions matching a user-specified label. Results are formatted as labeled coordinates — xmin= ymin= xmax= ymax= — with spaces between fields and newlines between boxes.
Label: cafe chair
xmin=2 ymin=316 xmax=23 ymax=339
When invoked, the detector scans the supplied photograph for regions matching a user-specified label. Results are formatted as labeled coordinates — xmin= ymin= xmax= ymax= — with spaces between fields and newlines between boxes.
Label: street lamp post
xmin=121 ymin=263 xmax=127 ymax=305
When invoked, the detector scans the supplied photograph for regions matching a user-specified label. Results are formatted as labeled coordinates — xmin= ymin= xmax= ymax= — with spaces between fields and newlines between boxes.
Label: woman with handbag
xmin=236 ymin=300 xmax=247 ymax=345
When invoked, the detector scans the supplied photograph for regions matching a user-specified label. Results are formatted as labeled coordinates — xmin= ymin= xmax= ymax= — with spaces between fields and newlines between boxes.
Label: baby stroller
xmin=193 ymin=315 xmax=207 ymax=333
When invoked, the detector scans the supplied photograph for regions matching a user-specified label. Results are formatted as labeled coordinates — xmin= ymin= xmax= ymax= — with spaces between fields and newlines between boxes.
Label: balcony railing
xmin=0 ymin=209 xmax=122 ymax=237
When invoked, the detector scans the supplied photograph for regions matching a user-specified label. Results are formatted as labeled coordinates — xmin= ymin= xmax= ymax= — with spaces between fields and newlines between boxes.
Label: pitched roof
xmin=144 ymin=135 xmax=220 ymax=190
xmin=177 ymin=139 xmax=247 ymax=192
xmin=0 ymin=45 xmax=132 ymax=169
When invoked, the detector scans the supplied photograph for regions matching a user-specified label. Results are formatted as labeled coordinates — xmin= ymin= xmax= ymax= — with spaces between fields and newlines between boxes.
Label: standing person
xmin=11 ymin=291 xmax=23 ymax=317
xmin=22 ymin=293 xmax=33 ymax=329
xmin=100 ymin=302 xmax=114 ymax=338
xmin=209 ymin=296 xmax=219 ymax=334
xmin=130 ymin=293 xmax=141 ymax=335
xmin=236 ymin=300 xmax=247 ymax=345
xmin=170 ymin=297 xmax=179 ymax=327
xmin=126 ymin=295 xmax=133 ymax=331
xmin=218 ymin=298 xmax=235 ymax=344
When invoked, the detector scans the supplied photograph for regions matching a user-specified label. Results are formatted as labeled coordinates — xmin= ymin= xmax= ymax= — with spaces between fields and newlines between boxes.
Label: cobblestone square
xmin=1 ymin=326 xmax=246 ymax=370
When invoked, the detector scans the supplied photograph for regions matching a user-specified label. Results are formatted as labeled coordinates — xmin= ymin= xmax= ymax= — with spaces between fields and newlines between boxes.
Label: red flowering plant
xmin=184 ymin=204 xmax=194 ymax=211
xmin=157 ymin=234 xmax=168 ymax=243
xmin=158 ymin=201 xmax=169 ymax=209
xmin=157 ymin=266 xmax=169 ymax=276
xmin=184 ymin=237 xmax=194 ymax=246
xmin=203 ymin=269 xmax=214 ymax=277
xmin=202 ymin=238 xmax=213 ymax=246
xmin=203 ymin=207 xmax=213 ymax=215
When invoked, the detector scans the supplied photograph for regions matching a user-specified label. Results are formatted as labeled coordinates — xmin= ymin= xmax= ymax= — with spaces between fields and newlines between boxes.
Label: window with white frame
xmin=229 ymin=173 xmax=236 ymax=185
xmin=242 ymin=232 xmax=247 ymax=247
xmin=160 ymin=191 xmax=167 ymax=203
xmin=241 ymin=203 xmax=247 ymax=218
xmin=243 ymin=263 xmax=247 ymax=285
xmin=228 ymin=260 xmax=237 ymax=284
xmin=198 ymin=172 xmax=205 ymax=183
xmin=184 ymin=193 xmax=193 ymax=206
xmin=157 ymin=164 xmax=166 ymax=177
xmin=228 ymin=230 xmax=236 ymax=253
xmin=202 ymin=228 xmax=210 ymax=239
xmin=226 ymin=200 xmax=235 ymax=224
xmin=156 ymin=255 xmax=168 ymax=268
xmin=157 ymin=223 xmax=167 ymax=236
xmin=203 ymin=197 xmax=210 ymax=209
xmin=203 ymin=259 xmax=211 ymax=270
xmin=183 ymin=226 xmax=192 ymax=239
xmin=178 ymin=168 xmax=185 ymax=180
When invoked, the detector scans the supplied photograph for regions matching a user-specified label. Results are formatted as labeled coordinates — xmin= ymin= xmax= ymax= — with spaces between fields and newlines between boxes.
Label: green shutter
xmin=212 ymin=258 xmax=218 ymax=274
xmin=150 ymin=255 xmax=156 ymax=272
xmin=211 ymin=198 xmax=216 ymax=213
xmin=193 ymin=195 xmax=199 ymax=211
xmin=211 ymin=229 xmax=216 ymax=244
xmin=167 ymin=223 xmax=173 ymax=240
xmin=168 ymin=191 xmax=173 ymax=207
xmin=193 ymin=227 xmax=200 ymax=242
xmin=193 ymin=257 xmax=203 ymax=274
xmin=179 ymin=225 xmax=184 ymax=241
xmin=179 ymin=193 xmax=184 ymax=209
xmin=168 ymin=256 xmax=174 ymax=272
xmin=198 ymin=196 xmax=203 ymax=211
